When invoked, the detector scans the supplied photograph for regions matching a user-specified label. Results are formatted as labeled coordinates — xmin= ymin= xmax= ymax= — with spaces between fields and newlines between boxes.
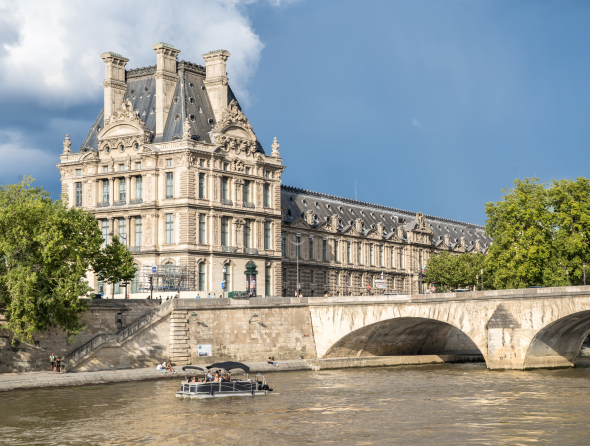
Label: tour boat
xmin=175 ymin=362 xmax=273 ymax=399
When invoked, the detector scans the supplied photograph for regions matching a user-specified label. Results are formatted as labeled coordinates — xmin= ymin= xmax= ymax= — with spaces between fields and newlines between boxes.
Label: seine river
xmin=2 ymin=363 xmax=590 ymax=445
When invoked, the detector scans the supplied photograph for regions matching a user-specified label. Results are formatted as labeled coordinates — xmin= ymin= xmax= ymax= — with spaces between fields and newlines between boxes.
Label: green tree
xmin=94 ymin=234 xmax=137 ymax=299
xmin=484 ymin=178 xmax=554 ymax=289
xmin=547 ymin=177 xmax=590 ymax=285
xmin=424 ymin=252 xmax=486 ymax=292
xmin=0 ymin=177 xmax=105 ymax=343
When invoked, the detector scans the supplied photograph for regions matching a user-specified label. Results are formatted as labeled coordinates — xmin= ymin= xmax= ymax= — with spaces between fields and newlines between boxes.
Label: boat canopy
xmin=206 ymin=362 xmax=250 ymax=372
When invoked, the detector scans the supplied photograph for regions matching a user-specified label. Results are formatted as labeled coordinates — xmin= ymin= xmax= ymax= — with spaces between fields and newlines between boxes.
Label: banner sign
xmin=198 ymin=345 xmax=212 ymax=357
xmin=375 ymin=279 xmax=387 ymax=289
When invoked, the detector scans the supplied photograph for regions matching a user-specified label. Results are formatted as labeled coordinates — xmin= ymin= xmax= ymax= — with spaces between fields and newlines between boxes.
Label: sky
xmin=0 ymin=0 xmax=589 ymax=225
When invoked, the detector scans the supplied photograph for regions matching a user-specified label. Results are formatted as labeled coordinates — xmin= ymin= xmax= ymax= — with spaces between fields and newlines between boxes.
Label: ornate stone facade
xmin=57 ymin=44 xmax=492 ymax=298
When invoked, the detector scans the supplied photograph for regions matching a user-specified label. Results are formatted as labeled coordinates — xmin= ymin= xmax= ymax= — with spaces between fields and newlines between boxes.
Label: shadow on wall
xmin=324 ymin=317 xmax=482 ymax=358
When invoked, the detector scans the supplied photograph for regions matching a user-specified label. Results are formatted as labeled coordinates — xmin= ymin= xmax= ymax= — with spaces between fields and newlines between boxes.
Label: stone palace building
xmin=57 ymin=43 xmax=492 ymax=298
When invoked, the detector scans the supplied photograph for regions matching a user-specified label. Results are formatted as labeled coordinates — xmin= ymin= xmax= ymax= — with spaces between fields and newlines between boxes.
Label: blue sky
xmin=0 ymin=0 xmax=589 ymax=225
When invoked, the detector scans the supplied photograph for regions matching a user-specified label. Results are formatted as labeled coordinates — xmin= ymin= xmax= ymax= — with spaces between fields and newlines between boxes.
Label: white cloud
xmin=0 ymin=0 xmax=268 ymax=107
xmin=412 ymin=118 xmax=422 ymax=127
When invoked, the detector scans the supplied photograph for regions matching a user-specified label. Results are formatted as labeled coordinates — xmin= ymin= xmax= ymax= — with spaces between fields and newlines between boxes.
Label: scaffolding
xmin=138 ymin=265 xmax=196 ymax=293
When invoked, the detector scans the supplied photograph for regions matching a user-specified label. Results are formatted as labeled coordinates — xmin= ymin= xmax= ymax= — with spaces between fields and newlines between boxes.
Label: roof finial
xmin=271 ymin=137 xmax=280 ymax=156
xmin=62 ymin=134 xmax=72 ymax=154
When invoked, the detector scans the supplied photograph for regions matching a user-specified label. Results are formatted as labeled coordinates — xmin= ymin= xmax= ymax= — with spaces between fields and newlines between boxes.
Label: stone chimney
xmin=355 ymin=218 xmax=363 ymax=233
xmin=444 ymin=234 xmax=451 ymax=246
xmin=152 ymin=43 xmax=180 ymax=135
xmin=202 ymin=49 xmax=231 ymax=123
xmin=376 ymin=222 xmax=384 ymax=235
xmin=100 ymin=52 xmax=129 ymax=121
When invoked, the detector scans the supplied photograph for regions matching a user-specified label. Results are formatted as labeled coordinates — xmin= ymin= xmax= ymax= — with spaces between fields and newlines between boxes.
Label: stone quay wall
xmin=0 ymin=300 xmax=159 ymax=373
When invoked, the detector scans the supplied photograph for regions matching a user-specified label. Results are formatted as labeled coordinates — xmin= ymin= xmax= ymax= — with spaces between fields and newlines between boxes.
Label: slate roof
xmin=79 ymin=61 xmax=264 ymax=153
xmin=281 ymin=185 xmax=492 ymax=249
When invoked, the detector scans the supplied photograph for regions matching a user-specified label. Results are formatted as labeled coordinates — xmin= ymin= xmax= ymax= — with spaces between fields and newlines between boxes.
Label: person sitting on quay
xmin=156 ymin=362 xmax=166 ymax=373
xmin=267 ymin=357 xmax=278 ymax=367
xmin=165 ymin=362 xmax=175 ymax=373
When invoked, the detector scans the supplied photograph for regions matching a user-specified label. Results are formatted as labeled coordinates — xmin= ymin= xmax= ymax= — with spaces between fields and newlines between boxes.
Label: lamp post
xmin=290 ymin=234 xmax=304 ymax=297
xmin=480 ymin=268 xmax=484 ymax=291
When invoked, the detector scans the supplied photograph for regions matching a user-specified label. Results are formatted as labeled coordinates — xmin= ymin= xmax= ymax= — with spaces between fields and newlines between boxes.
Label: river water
xmin=2 ymin=363 xmax=590 ymax=445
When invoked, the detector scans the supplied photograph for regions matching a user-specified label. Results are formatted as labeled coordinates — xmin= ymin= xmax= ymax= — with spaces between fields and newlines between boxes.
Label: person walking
xmin=49 ymin=353 xmax=56 ymax=371
xmin=196 ymin=293 xmax=201 ymax=299
xmin=207 ymin=292 xmax=211 ymax=299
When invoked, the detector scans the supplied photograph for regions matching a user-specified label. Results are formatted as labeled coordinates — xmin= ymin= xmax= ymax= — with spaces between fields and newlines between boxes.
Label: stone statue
xmin=183 ymin=117 xmax=191 ymax=139
xmin=109 ymin=156 xmax=114 ymax=172
xmin=271 ymin=137 xmax=280 ymax=157
xmin=126 ymin=154 xmax=131 ymax=170
xmin=63 ymin=134 xmax=72 ymax=154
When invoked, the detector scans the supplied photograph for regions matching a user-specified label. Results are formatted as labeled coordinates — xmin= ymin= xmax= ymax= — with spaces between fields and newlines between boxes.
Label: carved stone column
xmin=126 ymin=216 xmax=132 ymax=247
xmin=109 ymin=178 xmax=114 ymax=206
xmin=235 ymin=178 xmax=244 ymax=206
xmin=125 ymin=175 xmax=131 ymax=205
xmin=212 ymin=174 xmax=219 ymax=202
xmin=257 ymin=219 xmax=263 ymax=250
xmin=235 ymin=218 xmax=244 ymax=250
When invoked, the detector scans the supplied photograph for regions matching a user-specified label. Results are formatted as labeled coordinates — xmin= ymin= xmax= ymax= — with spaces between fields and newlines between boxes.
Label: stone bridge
xmin=7 ymin=286 xmax=590 ymax=372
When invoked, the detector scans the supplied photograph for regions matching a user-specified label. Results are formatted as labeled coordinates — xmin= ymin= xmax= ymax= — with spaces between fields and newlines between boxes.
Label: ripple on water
xmin=1 ymin=364 xmax=590 ymax=445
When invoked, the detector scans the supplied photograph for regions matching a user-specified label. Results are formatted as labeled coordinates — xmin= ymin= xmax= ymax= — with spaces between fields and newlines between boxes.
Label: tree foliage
xmin=0 ymin=177 xmax=137 ymax=343
xmin=94 ymin=234 xmax=137 ymax=299
xmin=424 ymin=252 xmax=486 ymax=292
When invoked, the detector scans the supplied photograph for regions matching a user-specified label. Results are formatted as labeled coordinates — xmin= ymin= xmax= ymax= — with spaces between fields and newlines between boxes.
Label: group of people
xmin=187 ymin=371 xmax=251 ymax=383
xmin=49 ymin=353 xmax=62 ymax=373
xmin=195 ymin=293 xmax=219 ymax=299
xmin=267 ymin=357 xmax=278 ymax=367
xmin=156 ymin=361 xmax=176 ymax=373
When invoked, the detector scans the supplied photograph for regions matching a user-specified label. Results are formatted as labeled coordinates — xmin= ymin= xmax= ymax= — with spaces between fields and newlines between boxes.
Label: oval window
xmin=120 ymin=145 xmax=125 ymax=152
xmin=134 ymin=143 xmax=139 ymax=150
xmin=105 ymin=146 xmax=110 ymax=153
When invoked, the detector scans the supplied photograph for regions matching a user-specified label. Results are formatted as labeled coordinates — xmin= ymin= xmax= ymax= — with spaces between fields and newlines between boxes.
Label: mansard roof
xmin=280 ymin=185 xmax=492 ymax=249
xmin=79 ymin=61 xmax=264 ymax=154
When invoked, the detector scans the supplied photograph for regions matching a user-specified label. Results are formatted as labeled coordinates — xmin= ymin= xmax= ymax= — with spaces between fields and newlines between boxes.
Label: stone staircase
xmin=64 ymin=299 xmax=175 ymax=370
xmin=169 ymin=310 xmax=191 ymax=365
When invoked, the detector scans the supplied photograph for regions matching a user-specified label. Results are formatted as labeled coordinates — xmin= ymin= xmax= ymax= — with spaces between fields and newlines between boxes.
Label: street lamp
xmin=290 ymin=234 xmax=304 ymax=297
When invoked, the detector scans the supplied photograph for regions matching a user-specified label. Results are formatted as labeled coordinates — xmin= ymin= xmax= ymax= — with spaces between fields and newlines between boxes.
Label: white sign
xmin=375 ymin=279 xmax=387 ymax=289
xmin=198 ymin=344 xmax=212 ymax=357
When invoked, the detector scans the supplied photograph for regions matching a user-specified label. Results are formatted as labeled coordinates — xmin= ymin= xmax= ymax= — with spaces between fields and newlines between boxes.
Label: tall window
xmin=391 ymin=248 xmax=395 ymax=268
xmin=264 ymin=183 xmax=270 ymax=207
xmin=282 ymin=267 xmax=287 ymax=283
xmin=309 ymin=237 xmax=313 ymax=260
xmin=419 ymin=249 xmax=423 ymax=269
xmin=131 ymin=269 xmax=139 ymax=294
xmin=358 ymin=243 xmax=362 ymax=265
xmin=75 ymin=182 xmax=82 ymax=206
xmin=244 ymin=219 xmax=252 ymax=248
xmin=98 ymin=279 xmax=104 ymax=294
xmin=119 ymin=178 xmax=126 ymax=201
xmin=224 ymin=266 xmax=231 ymax=292
xmin=347 ymin=241 xmax=351 ymax=263
xmin=165 ymin=214 xmax=173 ymax=244
xmin=102 ymin=220 xmax=109 ymax=246
xmin=135 ymin=176 xmax=142 ymax=199
xmin=323 ymin=271 xmax=327 ymax=285
xmin=334 ymin=240 xmax=339 ymax=262
xmin=198 ymin=173 xmax=205 ymax=199
xmin=370 ymin=244 xmax=374 ymax=265
xmin=310 ymin=270 xmax=315 ymax=284
xmin=265 ymin=265 xmax=271 ymax=297
xmin=398 ymin=249 xmax=403 ymax=269
xmin=296 ymin=235 xmax=301 ymax=258
xmin=322 ymin=239 xmax=327 ymax=261
xmin=135 ymin=217 xmax=142 ymax=247
xmin=166 ymin=172 xmax=173 ymax=198
xmin=281 ymin=231 xmax=286 ymax=256
xmin=264 ymin=221 xmax=271 ymax=249
xmin=199 ymin=214 xmax=206 ymax=244
xmin=118 ymin=218 xmax=126 ymax=242
xmin=103 ymin=181 xmax=109 ymax=203
xmin=114 ymin=282 xmax=120 ymax=294
xmin=222 ymin=177 xmax=228 ymax=200
xmin=243 ymin=180 xmax=251 ymax=203
xmin=198 ymin=263 xmax=205 ymax=291
xmin=380 ymin=246 xmax=384 ymax=267
xmin=221 ymin=216 xmax=229 ymax=247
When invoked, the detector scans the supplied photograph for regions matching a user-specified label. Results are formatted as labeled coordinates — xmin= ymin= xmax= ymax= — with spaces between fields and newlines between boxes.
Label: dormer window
xmin=199 ymin=159 xmax=204 ymax=167
xmin=105 ymin=146 xmax=110 ymax=154
xmin=134 ymin=143 xmax=139 ymax=150
xmin=103 ymin=166 xmax=108 ymax=173
xmin=120 ymin=145 xmax=125 ymax=152
xmin=119 ymin=165 xmax=125 ymax=172
xmin=76 ymin=169 xmax=81 ymax=177
xmin=245 ymin=167 xmax=250 ymax=174
xmin=166 ymin=159 xmax=172 ymax=167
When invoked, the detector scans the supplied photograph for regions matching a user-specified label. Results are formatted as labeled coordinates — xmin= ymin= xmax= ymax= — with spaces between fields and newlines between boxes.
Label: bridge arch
xmin=324 ymin=316 xmax=484 ymax=359
xmin=522 ymin=310 xmax=590 ymax=369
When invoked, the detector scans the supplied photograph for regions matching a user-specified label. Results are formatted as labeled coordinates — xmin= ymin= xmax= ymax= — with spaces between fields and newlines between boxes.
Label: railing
xmin=221 ymin=199 xmax=233 ymax=206
xmin=243 ymin=202 xmax=255 ymax=208
xmin=64 ymin=299 xmax=175 ymax=369
xmin=222 ymin=246 xmax=237 ymax=253
xmin=97 ymin=202 xmax=109 ymax=208
xmin=245 ymin=248 xmax=258 ymax=254
xmin=130 ymin=247 xmax=141 ymax=253
xmin=130 ymin=198 xmax=143 ymax=204
xmin=114 ymin=200 xmax=126 ymax=206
